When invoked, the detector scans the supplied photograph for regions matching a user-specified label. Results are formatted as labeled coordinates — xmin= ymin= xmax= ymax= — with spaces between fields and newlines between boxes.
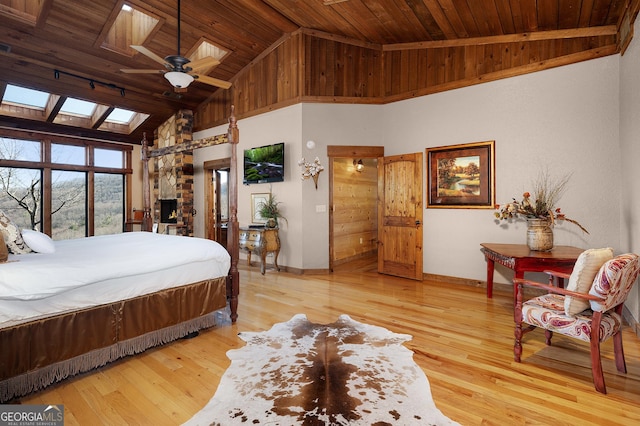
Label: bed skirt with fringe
xmin=0 ymin=277 xmax=228 ymax=402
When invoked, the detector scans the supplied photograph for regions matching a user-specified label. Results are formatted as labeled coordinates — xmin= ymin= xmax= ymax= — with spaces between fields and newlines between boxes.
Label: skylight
xmin=3 ymin=84 xmax=49 ymax=109
xmin=99 ymin=4 xmax=160 ymax=56
xmin=0 ymin=83 xmax=149 ymax=136
xmin=105 ymin=108 xmax=136 ymax=124
xmin=60 ymin=98 xmax=97 ymax=117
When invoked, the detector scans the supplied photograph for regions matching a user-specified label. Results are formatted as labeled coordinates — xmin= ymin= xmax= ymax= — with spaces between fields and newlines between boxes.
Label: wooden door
xmin=377 ymin=152 xmax=423 ymax=280
xmin=204 ymin=159 xmax=230 ymax=247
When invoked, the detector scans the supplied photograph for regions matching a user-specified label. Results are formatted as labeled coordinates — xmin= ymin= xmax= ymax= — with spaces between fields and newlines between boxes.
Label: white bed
xmin=0 ymin=232 xmax=232 ymax=402
xmin=0 ymin=232 xmax=230 ymax=327
xmin=1 ymin=108 xmax=242 ymax=403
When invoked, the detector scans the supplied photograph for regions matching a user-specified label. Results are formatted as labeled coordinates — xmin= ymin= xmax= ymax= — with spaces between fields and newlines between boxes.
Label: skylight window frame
xmin=0 ymin=83 xmax=149 ymax=136
xmin=59 ymin=97 xmax=98 ymax=119
xmin=95 ymin=3 xmax=163 ymax=57
xmin=2 ymin=84 xmax=50 ymax=110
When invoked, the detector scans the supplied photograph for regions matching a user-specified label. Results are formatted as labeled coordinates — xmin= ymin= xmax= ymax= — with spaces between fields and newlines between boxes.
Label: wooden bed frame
xmin=0 ymin=110 xmax=240 ymax=403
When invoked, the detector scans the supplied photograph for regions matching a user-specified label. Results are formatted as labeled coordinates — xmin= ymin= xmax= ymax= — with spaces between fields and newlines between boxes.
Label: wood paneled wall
xmin=332 ymin=157 xmax=378 ymax=264
xmin=193 ymin=31 xmax=618 ymax=130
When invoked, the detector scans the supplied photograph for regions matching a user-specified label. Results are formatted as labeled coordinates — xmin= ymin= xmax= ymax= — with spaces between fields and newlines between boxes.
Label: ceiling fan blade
xmin=120 ymin=69 xmax=164 ymax=74
xmin=131 ymin=45 xmax=167 ymax=66
xmin=195 ymin=74 xmax=232 ymax=90
xmin=188 ymin=56 xmax=220 ymax=72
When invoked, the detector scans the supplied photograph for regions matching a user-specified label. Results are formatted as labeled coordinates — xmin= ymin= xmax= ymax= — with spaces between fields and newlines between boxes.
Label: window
xmin=0 ymin=84 xmax=149 ymax=135
xmin=105 ymin=108 xmax=135 ymax=125
xmin=52 ymin=143 xmax=85 ymax=165
xmin=95 ymin=173 xmax=124 ymax=236
xmin=2 ymin=86 xmax=49 ymax=109
xmin=0 ymin=167 xmax=42 ymax=231
xmin=0 ymin=136 xmax=132 ymax=239
xmin=51 ymin=171 xmax=86 ymax=240
xmin=95 ymin=148 xmax=123 ymax=168
xmin=0 ymin=138 xmax=40 ymax=162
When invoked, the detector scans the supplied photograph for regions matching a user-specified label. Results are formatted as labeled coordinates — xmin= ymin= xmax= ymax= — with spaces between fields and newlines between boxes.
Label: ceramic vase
xmin=526 ymin=218 xmax=553 ymax=251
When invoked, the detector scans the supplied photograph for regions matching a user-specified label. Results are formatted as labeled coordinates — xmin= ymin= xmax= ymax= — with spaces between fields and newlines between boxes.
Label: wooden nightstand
xmin=239 ymin=227 xmax=280 ymax=274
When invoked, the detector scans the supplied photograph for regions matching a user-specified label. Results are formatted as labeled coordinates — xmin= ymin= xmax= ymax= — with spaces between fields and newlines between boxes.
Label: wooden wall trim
xmin=384 ymin=26 xmax=618 ymax=51
xmin=327 ymin=145 xmax=384 ymax=157
xmin=299 ymin=27 xmax=382 ymax=50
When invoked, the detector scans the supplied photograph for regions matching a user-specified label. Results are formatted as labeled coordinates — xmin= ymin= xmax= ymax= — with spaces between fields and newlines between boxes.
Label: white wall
xmin=192 ymin=39 xmax=638 ymax=321
xmin=192 ymin=103 xmax=387 ymax=269
xmin=193 ymin=106 xmax=304 ymax=269
xmin=383 ymin=57 xmax=621 ymax=284
xmin=299 ymin=103 xmax=386 ymax=268
xmin=620 ymin=12 xmax=640 ymax=323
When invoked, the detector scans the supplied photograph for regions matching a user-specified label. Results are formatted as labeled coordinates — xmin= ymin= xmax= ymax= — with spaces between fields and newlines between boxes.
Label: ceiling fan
xmin=120 ymin=0 xmax=231 ymax=91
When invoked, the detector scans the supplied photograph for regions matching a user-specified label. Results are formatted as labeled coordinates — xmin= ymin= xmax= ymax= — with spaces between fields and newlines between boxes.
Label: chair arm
xmin=543 ymin=270 xmax=571 ymax=280
xmin=512 ymin=278 xmax=604 ymax=301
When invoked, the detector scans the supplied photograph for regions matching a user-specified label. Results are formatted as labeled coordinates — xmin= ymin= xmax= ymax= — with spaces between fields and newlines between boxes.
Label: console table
xmin=239 ymin=227 xmax=280 ymax=274
xmin=480 ymin=243 xmax=584 ymax=299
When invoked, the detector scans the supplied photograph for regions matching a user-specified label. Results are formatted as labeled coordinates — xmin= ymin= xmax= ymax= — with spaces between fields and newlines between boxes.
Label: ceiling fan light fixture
xmin=164 ymin=71 xmax=194 ymax=88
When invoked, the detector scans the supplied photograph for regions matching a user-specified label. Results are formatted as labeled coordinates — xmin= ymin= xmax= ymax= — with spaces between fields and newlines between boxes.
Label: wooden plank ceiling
xmin=0 ymin=0 xmax=636 ymax=144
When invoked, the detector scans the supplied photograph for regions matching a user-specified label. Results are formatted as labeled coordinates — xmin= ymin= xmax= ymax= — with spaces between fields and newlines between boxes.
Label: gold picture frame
xmin=251 ymin=193 xmax=270 ymax=223
xmin=426 ymin=140 xmax=495 ymax=209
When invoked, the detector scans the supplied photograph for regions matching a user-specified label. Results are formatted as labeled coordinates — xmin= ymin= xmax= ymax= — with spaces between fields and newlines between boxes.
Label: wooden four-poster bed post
xmin=226 ymin=108 xmax=240 ymax=323
xmin=141 ymin=132 xmax=153 ymax=233
xmin=139 ymin=108 xmax=240 ymax=323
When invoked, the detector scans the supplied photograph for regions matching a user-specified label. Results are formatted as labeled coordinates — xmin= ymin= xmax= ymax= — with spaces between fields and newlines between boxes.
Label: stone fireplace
xmin=152 ymin=110 xmax=194 ymax=236
xmin=160 ymin=199 xmax=178 ymax=224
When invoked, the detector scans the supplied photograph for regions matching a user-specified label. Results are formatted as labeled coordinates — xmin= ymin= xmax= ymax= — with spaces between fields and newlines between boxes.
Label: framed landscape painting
xmin=426 ymin=140 xmax=495 ymax=209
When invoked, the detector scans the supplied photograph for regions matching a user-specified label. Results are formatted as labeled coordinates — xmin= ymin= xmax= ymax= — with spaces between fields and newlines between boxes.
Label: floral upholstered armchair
xmin=513 ymin=250 xmax=640 ymax=394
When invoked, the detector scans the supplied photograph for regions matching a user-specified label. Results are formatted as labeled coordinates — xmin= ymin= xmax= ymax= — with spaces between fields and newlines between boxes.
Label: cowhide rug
xmin=183 ymin=314 xmax=458 ymax=426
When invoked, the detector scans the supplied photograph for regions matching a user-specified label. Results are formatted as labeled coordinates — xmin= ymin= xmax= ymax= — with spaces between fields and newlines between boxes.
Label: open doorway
xmin=204 ymin=158 xmax=231 ymax=249
xmin=328 ymin=146 xmax=384 ymax=272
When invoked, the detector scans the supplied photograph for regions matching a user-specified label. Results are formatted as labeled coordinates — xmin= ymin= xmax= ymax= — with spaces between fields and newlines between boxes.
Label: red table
xmin=480 ymin=243 xmax=584 ymax=298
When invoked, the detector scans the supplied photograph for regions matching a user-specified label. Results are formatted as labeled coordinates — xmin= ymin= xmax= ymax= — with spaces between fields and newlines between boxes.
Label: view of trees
xmin=1 ymin=137 xmax=125 ymax=240
xmin=437 ymin=156 xmax=481 ymax=196
xmin=0 ymin=169 xmax=123 ymax=239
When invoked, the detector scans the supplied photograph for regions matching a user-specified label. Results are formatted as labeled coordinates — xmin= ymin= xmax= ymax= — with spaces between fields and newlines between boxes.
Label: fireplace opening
xmin=160 ymin=199 xmax=177 ymax=223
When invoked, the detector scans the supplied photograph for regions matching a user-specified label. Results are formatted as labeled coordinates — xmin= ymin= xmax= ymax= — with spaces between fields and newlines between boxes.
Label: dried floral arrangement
xmin=494 ymin=170 xmax=588 ymax=234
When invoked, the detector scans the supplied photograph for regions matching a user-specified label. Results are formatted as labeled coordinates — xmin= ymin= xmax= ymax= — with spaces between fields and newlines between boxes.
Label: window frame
xmin=0 ymin=129 xmax=133 ymax=237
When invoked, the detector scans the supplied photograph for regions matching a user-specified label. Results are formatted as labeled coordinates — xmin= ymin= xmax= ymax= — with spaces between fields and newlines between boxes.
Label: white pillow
xmin=564 ymin=247 xmax=613 ymax=316
xmin=21 ymin=229 xmax=56 ymax=254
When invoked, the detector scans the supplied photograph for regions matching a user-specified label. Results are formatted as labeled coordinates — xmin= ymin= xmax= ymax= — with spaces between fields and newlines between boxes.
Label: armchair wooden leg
xmin=514 ymin=325 xmax=523 ymax=363
xmin=590 ymin=312 xmax=607 ymax=394
xmin=514 ymin=282 xmax=523 ymax=362
xmin=613 ymin=331 xmax=627 ymax=374
xmin=590 ymin=338 xmax=607 ymax=394
xmin=544 ymin=330 xmax=553 ymax=345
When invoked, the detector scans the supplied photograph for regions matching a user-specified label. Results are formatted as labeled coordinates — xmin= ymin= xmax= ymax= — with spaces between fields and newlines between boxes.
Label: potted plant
xmin=258 ymin=193 xmax=287 ymax=228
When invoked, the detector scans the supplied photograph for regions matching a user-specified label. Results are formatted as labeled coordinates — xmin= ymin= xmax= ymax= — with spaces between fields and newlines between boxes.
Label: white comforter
xmin=0 ymin=232 xmax=231 ymax=328
xmin=0 ymin=232 xmax=230 ymax=301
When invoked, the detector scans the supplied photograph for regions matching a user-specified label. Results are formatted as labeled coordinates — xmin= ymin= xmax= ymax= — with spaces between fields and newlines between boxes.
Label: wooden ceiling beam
xmin=383 ymin=26 xmax=618 ymax=51
xmin=45 ymin=95 xmax=65 ymax=122
xmin=91 ymin=105 xmax=114 ymax=129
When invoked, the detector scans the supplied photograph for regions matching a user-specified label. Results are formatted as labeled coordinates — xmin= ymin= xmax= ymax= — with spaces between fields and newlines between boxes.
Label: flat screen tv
xmin=243 ymin=142 xmax=285 ymax=184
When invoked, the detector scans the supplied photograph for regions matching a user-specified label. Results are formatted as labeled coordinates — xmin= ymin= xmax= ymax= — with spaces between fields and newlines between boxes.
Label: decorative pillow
xmin=21 ymin=229 xmax=56 ymax=254
xmin=0 ymin=210 xmax=32 ymax=254
xmin=564 ymin=247 xmax=614 ymax=316
xmin=589 ymin=254 xmax=640 ymax=313
xmin=0 ymin=238 xmax=8 ymax=263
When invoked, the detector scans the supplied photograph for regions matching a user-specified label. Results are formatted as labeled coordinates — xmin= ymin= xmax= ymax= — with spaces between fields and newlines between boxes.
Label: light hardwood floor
xmin=20 ymin=260 xmax=640 ymax=425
